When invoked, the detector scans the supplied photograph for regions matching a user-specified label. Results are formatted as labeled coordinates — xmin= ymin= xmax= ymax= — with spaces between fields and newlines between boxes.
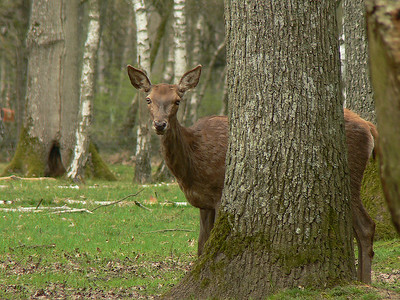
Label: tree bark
xmin=166 ymin=1 xmax=355 ymax=298
xmin=343 ymin=0 xmax=375 ymax=123
xmin=67 ymin=0 xmax=101 ymax=181
xmin=366 ymin=0 xmax=400 ymax=234
xmin=132 ymin=0 xmax=152 ymax=183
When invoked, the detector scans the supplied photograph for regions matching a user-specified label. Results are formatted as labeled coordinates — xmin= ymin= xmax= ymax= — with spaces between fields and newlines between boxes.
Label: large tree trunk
xmin=3 ymin=0 xmax=114 ymax=180
xmin=366 ymin=0 xmax=400 ymax=234
xmin=342 ymin=0 xmax=375 ymax=122
xmin=132 ymin=0 xmax=152 ymax=183
xmin=67 ymin=0 xmax=101 ymax=181
xmin=167 ymin=1 xmax=355 ymax=298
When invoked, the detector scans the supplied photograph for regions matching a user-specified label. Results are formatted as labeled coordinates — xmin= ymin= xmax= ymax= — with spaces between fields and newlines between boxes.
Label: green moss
xmin=200 ymin=278 xmax=210 ymax=288
xmin=361 ymin=159 xmax=397 ymax=240
xmin=1 ymin=127 xmax=46 ymax=177
xmin=193 ymin=212 xmax=327 ymax=278
xmin=86 ymin=142 xmax=117 ymax=181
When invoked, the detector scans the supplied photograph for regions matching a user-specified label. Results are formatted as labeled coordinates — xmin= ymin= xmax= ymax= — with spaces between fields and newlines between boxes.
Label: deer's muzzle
xmin=154 ymin=120 xmax=167 ymax=135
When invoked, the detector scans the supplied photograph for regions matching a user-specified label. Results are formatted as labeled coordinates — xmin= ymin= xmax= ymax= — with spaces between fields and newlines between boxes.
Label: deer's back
xmin=344 ymin=109 xmax=376 ymax=199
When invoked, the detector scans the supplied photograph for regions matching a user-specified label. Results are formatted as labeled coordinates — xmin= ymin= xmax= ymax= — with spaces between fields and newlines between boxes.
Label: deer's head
xmin=127 ymin=65 xmax=202 ymax=135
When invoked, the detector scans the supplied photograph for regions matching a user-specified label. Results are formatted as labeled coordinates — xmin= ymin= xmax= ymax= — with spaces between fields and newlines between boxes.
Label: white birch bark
xmin=133 ymin=0 xmax=151 ymax=72
xmin=132 ymin=0 xmax=152 ymax=183
xmin=67 ymin=0 xmax=101 ymax=180
xmin=172 ymin=0 xmax=188 ymax=122
xmin=172 ymin=0 xmax=187 ymax=81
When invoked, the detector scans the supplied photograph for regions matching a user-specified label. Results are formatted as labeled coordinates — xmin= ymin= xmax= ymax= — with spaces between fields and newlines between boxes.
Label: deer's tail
xmin=367 ymin=121 xmax=379 ymax=159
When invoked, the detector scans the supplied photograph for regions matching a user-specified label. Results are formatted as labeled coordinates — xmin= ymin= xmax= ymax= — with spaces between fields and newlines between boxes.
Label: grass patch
xmin=0 ymin=162 xmax=399 ymax=299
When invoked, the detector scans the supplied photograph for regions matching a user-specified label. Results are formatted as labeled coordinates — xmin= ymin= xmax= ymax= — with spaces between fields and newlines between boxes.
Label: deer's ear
xmin=127 ymin=65 xmax=151 ymax=92
xmin=178 ymin=65 xmax=202 ymax=94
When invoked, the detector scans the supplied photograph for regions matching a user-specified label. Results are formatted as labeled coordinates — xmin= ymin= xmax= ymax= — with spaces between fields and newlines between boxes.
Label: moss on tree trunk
xmin=2 ymin=127 xmax=46 ymax=177
xmin=2 ymin=128 xmax=116 ymax=181
xmin=361 ymin=159 xmax=397 ymax=240
xmin=85 ymin=142 xmax=116 ymax=181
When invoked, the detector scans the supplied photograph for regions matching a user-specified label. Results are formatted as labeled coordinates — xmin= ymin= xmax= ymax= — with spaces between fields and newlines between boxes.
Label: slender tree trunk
xmin=116 ymin=11 xmax=134 ymax=102
xmin=67 ymin=0 xmax=101 ymax=181
xmin=366 ymin=0 xmax=400 ymax=234
xmin=0 ymin=54 xmax=6 ymax=105
xmin=132 ymin=0 xmax=152 ymax=183
xmin=185 ymin=14 xmax=203 ymax=124
xmin=167 ymin=1 xmax=354 ymax=298
xmin=173 ymin=0 xmax=188 ymax=122
xmin=150 ymin=1 xmax=173 ymax=70
xmin=195 ymin=40 xmax=226 ymax=118
xmin=163 ymin=42 xmax=174 ymax=83
xmin=343 ymin=0 xmax=375 ymax=122
xmin=172 ymin=0 xmax=187 ymax=80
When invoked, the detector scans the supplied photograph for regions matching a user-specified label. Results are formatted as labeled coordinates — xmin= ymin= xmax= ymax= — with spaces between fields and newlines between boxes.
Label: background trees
xmin=0 ymin=0 xmax=398 ymax=297
xmin=0 ymin=0 xmax=226 ymax=181
xmin=2 ymin=0 xmax=114 ymax=180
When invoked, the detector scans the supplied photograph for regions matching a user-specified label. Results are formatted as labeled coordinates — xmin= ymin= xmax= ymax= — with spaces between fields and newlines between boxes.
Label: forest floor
xmin=0 ymin=161 xmax=399 ymax=299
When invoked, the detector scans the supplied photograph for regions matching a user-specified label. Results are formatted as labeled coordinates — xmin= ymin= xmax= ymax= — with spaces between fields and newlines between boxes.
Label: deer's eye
xmin=175 ymin=100 xmax=181 ymax=106
xmin=146 ymin=97 xmax=152 ymax=104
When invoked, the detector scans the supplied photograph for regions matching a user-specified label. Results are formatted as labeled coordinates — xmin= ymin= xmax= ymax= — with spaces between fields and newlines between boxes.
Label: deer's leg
xmin=352 ymin=200 xmax=375 ymax=283
xmin=198 ymin=208 xmax=216 ymax=256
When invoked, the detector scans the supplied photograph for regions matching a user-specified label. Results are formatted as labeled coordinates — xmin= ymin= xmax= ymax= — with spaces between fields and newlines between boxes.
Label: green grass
xmin=0 ymin=162 xmax=399 ymax=299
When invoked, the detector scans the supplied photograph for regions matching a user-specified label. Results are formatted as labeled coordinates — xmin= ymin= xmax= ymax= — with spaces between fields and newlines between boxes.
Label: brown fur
xmin=127 ymin=65 xmax=376 ymax=283
xmin=344 ymin=108 xmax=376 ymax=283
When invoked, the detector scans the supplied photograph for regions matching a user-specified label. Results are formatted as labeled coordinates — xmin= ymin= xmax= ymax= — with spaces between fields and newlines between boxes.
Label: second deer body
xmin=127 ymin=65 xmax=376 ymax=284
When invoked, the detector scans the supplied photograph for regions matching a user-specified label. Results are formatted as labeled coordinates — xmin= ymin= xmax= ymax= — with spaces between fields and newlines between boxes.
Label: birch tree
xmin=132 ymin=0 xmax=152 ymax=183
xmin=67 ymin=0 xmax=101 ymax=181
xmin=173 ymin=0 xmax=188 ymax=122
xmin=167 ymin=1 xmax=354 ymax=298
xmin=172 ymin=0 xmax=187 ymax=81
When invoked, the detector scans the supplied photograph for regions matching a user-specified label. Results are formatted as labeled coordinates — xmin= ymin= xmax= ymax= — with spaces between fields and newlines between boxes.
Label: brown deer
xmin=127 ymin=65 xmax=376 ymax=284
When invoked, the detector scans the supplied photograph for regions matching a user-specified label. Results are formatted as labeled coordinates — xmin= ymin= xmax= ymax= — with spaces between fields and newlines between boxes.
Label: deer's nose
xmin=154 ymin=121 xmax=167 ymax=133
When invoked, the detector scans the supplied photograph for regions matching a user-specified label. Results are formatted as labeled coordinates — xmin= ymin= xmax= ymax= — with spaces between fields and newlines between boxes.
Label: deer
xmin=127 ymin=65 xmax=376 ymax=284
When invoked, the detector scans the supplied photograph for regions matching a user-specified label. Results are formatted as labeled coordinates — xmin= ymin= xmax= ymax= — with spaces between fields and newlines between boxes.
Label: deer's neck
xmin=160 ymin=117 xmax=194 ymax=185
